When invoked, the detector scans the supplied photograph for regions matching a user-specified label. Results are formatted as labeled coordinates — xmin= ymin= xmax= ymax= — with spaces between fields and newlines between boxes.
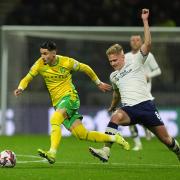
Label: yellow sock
xmin=50 ymin=125 xmax=61 ymax=154
xmin=72 ymin=124 xmax=114 ymax=142
xmin=49 ymin=111 xmax=64 ymax=153
xmin=87 ymin=131 xmax=114 ymax=142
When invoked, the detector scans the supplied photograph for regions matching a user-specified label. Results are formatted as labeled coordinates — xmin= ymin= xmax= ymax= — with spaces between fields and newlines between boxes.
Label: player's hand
xmin=97 ymin=82 xmax=112 ymax=92
xmin=14 ymin=88 xmax=23 ymax=96
xmin=141 ymin=9 xmax=149 ymax=20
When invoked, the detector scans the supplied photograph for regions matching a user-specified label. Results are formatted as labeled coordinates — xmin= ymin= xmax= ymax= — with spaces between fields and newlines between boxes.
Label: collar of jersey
xmin=50 ymin=56 xmax=59 ymax=66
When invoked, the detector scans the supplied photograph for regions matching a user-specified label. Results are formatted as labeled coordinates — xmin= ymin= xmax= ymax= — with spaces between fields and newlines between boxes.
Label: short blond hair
xmin=106 ymin=44 xmax=123 ymax=56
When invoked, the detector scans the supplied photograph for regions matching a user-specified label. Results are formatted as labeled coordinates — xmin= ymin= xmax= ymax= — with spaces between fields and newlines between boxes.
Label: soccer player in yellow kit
xmin=14 ymin=41 xmax=129 ymax=164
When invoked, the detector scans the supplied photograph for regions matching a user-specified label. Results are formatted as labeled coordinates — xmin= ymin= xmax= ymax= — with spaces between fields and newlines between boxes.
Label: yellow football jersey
xmin=18 ymin=55 xmax=100 ymax=106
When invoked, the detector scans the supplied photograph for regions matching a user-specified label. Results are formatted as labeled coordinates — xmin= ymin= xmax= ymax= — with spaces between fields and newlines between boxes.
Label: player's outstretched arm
xmin=140 ymin=9 xmax=151 ymax=55
xmin=14 ymin=73 xmax=34 ymax=97
xmin=79 ymin=63 xmax=112 ymax=92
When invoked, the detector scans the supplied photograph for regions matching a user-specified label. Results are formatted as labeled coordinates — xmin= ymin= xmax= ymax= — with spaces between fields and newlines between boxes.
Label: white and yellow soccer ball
xmin=0 ymin=150 xmax=16 ymax=168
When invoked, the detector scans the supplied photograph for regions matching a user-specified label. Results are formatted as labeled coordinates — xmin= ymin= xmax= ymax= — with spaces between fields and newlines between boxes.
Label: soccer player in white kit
xmin=127 ymin=35 xmax=162 ymax=151
xmin=89 ymin=9 xmax=180 ymax=162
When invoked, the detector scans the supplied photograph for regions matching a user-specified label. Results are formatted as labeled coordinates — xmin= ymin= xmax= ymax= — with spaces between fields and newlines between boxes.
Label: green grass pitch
xmin=0 ymin=135 xmax=180 ymax=180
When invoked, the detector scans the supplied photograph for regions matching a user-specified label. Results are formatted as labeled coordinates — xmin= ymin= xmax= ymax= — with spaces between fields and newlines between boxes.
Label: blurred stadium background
xmin=0 ymin=0 xmax=180 ymax=137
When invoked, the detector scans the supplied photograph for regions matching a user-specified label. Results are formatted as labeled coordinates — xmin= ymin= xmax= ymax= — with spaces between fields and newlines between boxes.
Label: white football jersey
xmin=110 ymin=51 xmax=153 ymax=106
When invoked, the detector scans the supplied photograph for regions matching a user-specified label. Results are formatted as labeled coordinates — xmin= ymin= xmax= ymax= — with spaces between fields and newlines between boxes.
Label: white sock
xmin=134 ymin=137 xmax=142 ymax=147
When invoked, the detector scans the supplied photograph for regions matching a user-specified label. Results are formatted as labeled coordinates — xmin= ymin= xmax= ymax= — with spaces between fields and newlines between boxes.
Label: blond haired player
xmin=89 ymin=9 xmax=180 ymax=162
xmin=14 ymin=41 xmax=130 ymax=164
xmin=127 ymin=35 xmax=161 ymax=151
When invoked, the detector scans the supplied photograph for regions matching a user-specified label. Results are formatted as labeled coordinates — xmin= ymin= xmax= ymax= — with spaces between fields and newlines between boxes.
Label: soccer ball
xmin=0 ymin=150 xmax=16 ymax=168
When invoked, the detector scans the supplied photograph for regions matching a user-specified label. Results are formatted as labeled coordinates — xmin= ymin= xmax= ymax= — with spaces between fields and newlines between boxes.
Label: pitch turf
xmin=0 ymin=135 xmax=180 ymax=180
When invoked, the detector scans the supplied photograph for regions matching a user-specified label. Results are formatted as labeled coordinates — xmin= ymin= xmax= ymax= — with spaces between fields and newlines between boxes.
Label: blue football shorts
xmin=121 ymin=100 xmax=164 ymax=127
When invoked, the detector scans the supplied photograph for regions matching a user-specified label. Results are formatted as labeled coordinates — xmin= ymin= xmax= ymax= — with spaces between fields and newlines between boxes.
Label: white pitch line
xmin=53 ymin=161 xmax=180 ymax=168
xmin=17 ymin=154 xmax=42 ymax=159
xmin=18 ymin=160 xmax=47 ymax=163
xmin=16 ymin=154 xmax=47 ymax=163
xmin=15 ymin=154 xmax=180 ymax=167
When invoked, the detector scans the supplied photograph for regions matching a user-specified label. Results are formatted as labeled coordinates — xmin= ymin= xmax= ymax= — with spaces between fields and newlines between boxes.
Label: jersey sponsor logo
xmin=43 ymin=68 xmax=69 ymax=79
xmin=112 ymin=68 xmax=132 ymax=82
xmin=43 ymin=74 xmax=68 ymax=79
xmin=119 ymin=68 xmax=132 ymax=78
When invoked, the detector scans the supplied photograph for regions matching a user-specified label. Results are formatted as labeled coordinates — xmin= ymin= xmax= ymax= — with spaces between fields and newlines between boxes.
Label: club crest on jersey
xmin=59 ymin=67 xmax=66 ymax=73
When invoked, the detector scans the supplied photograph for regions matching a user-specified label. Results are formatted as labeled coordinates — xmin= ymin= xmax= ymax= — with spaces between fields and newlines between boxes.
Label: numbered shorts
xmin=121 ymin=100 xmax=164 ymax=127
xmin=55 ymin=95 xmax=83 ymax=129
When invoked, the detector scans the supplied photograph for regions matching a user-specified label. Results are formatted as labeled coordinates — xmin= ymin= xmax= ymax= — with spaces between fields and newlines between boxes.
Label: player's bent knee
xmin=111 ymin=113 xmax=123 ymax=124
xmin=71 ymin=125 xmax=88 ymax=140
xmin=75 ymin=130 xmax=88 ymax=140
